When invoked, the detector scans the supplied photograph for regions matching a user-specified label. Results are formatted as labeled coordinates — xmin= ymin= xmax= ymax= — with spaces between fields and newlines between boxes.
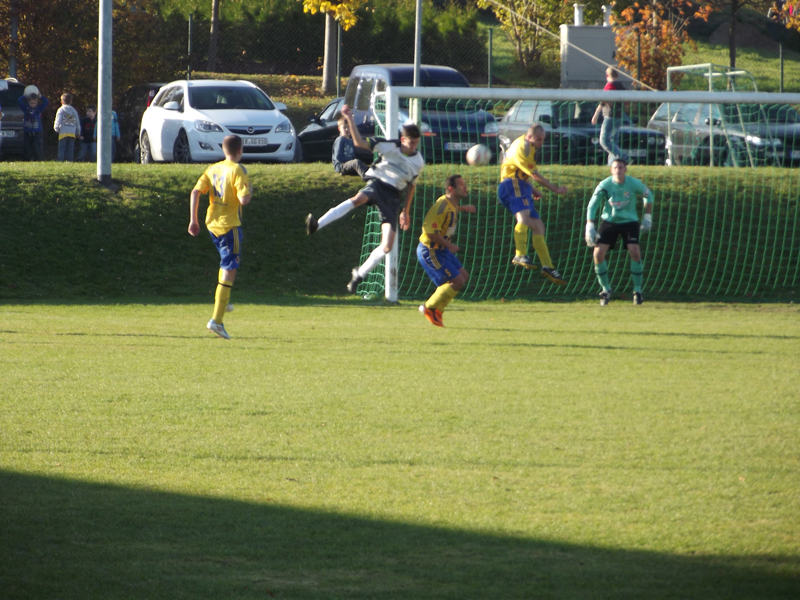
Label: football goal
xmin=355 ymin=85 xmax=800 ymax=302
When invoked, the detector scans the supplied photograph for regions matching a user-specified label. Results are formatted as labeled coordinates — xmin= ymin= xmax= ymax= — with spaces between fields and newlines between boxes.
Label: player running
xmin=305 ymin=105 xmax=424 ymax=294
xmin=498 ymin=124 xmax=568 ymax=285
xmin=188 ymin=135 xmax=252 ymax=339
xmin=585 ymin=158 xmax=653 ymax=306
xmin=416 ymin=174 xmax=476 ymax=327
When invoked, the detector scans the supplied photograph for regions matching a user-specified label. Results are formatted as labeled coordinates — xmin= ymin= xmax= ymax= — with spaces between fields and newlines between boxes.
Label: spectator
xmin=78 ymin=105 xmax=97 ymax=162
xmin=18 ymin=85 xmax=49 ymax=161
xmin=591 ymin=67 xmax=629 ymax=165
xmin=332 ymin=115 xmax=369 ymax=178
xmin=93 ymin=109 xmax=121 ymax=162
xmin=53 ymin=92 xmax=81 ymax=162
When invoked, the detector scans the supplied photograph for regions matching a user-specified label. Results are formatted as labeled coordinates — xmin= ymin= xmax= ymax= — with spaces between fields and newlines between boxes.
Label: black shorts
xmin=361 ymin=179 xmax=403 ymax=231
xmin=597 ymin=220 xmax=640 ymax=250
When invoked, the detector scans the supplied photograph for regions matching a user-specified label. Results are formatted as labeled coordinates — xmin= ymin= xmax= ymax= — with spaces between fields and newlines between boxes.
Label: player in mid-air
xmin=188 ymin=135 xmax=252 ymax=339
xmin=305 ymin=105 xmax=424 ymax=294
xmin=498 ymin=124 xmax=568 ymax=285
xmin=585 ymin=158 xmax=653 ymax=306
xmin=416 ymin=174 xmax=476 ymax=327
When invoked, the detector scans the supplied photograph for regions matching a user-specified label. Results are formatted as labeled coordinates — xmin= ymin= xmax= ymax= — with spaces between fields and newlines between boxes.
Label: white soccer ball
xmin=225 ymin=303 xmax=234 ymax=312
xmin=23 ymin=85 xmax=40 ymax=99
xmin=466 ymin=144 xmax=491 ymax=166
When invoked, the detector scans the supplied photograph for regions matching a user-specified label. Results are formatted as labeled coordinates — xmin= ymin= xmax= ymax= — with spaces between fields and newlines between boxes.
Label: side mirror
xmin=274 ymin=101 xmax=287 ymax=113
xmin=164 ymin=101 xmax=180 ymax=111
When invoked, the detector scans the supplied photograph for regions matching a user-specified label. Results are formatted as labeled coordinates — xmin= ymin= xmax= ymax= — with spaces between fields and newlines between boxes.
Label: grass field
xmin=1 ymin=299 xmax=799 ymax=599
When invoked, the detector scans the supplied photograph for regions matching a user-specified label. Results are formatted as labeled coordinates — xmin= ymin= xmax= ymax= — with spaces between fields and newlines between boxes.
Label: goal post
xmin=355 ymin=85 xmax=800 ymax=302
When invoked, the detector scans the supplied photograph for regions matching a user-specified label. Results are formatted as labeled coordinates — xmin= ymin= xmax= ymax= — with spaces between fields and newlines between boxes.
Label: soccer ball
xmin=23 ymin=85 xmax=40 ymax=99
xmin=466 ymin=144 xmax=491 ymax=166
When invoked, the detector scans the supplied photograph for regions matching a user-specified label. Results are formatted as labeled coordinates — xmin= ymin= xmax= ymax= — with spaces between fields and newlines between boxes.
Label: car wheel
xmin=173 ymin=130 xmax=193 ymax=163
xmin=140 ymin=132 xmax=153 ymax=164
xmin=293 ymin=140 xmax=305 ymax=163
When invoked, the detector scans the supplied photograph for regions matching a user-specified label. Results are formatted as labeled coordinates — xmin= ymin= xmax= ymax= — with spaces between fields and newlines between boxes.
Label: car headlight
xmin=275 ymin=120 xmax=293 ymax=134
xmin=194 ymin=120 xmax=223 ymax=133
xmin=746 ymin=135 xmax=764 ymax=145
xmin=483 ymin=121 xmax=498 ymax=134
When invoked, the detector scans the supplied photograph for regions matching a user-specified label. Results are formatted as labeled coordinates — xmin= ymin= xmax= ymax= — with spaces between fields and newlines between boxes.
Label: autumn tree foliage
xmin=613 ymin=1 xmax=694 ymax=90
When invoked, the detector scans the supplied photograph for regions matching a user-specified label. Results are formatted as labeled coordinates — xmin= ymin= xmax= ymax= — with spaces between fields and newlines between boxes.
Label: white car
xmin=139 ymin=79 xmax=297 ymax=163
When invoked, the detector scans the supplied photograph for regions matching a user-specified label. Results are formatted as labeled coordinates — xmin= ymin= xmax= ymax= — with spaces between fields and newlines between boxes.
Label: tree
xmin=476 ymin=0 xmax=574 ymax=75
xmin=303 ymin=0 xmax=365 ymax=94
xmin=693 ymin=0 xmax=771 ymax=69
xmin=613 ymin=1 xmax=694 ymax=90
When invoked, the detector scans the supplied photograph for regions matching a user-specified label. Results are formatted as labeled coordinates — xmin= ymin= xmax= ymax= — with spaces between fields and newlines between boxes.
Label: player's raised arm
xmin=342 ymin=105 xmax=369 ymax=151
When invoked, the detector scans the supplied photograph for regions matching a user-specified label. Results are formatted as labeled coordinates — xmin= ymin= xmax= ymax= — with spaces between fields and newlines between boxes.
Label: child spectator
xmin=92 ymin=108 xmax=121 ymax=162
xmin=53 ymin=93 xmax=81 ymax=162
xmin=78 ymin=105 xmax=97 ymax=162
xmin=332 ymin=115 xmax=369 ymax=178
xmin=18 ymin=85 xmax=49 ymax=161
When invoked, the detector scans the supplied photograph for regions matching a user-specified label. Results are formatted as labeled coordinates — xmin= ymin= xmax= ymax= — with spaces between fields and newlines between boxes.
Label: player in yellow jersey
xmin=188 ymin=135 xmax=252 ymax=339
xmin=498 ymin=124 xmax=568 ymax=285
xmin=416 ymin=174 xmax=476 ymax=327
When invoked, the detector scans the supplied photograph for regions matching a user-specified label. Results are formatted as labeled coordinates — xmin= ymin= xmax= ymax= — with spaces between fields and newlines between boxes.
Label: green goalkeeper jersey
xmin=587 ymin=175 xmax=652 ymax=224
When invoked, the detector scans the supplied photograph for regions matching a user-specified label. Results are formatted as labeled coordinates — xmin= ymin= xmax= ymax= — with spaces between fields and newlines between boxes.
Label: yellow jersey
xmin=500 ymin=135 xmax=538 ymax=181
xmin=419 ymin=195 xmax=458 ymax=249
xmin=194 ymin=159 xmax=251 ymax=236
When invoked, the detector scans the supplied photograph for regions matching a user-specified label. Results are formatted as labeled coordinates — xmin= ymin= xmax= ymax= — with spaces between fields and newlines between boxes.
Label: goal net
xmin=355 ymin=85 xmax=800 ymax=302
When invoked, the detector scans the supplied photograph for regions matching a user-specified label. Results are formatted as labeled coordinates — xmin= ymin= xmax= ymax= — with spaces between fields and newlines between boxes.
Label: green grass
xmin=1 ymin=300 xmax=799 ymax=598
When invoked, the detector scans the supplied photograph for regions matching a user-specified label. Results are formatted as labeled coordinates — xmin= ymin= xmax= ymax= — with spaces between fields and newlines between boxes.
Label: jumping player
xmin=416 ymin=174 xmax=476 ymax=327
xmin=498 ymin=124 xmax=568 ymax=285
xmin=585 ymin=158 xmax=653 ymax=306
xmin=188 ymin=135 xmax=252 ymax=339
xmin=305 ymin=105 xmax=424 ymax=294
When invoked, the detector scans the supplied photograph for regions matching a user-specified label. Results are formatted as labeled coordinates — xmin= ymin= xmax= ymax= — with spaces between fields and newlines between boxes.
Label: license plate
xmin=243 ymin=137 xmax=268 ymax=147
xmin=628 ymin=149 xmax=648 ymax=157
xmin=445 ymin=142 xmax=472 ymax=151
xmin=792 ymin=150 xmax=800 ymax=159
xmin=0 ymin=130 xmax=15 ymax=138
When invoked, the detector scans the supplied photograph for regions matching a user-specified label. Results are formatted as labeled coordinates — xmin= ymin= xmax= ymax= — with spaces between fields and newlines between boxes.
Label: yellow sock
xmin=212 ymin=279 xmax=232 ymax=324
xmin=531 ymin=234 xmax=553 ymax=268
xmin=425 ymin=283 xmax=458 ymax=311
xmin=513 ymin=223 xmax=529 ymax=256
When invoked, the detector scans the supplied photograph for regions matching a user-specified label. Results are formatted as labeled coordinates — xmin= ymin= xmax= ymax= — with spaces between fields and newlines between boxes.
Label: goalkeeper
xmin=498 ymin=124 xmax=568 ymax=285
xmin=416 ymin=174 xmax=476 ymax=327
xmin=585 ymin=158 xmax=653 ymax=306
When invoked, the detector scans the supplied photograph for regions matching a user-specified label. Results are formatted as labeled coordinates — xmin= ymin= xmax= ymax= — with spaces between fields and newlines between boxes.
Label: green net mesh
xmin=356 ymin=92 xmax=800 ymax=302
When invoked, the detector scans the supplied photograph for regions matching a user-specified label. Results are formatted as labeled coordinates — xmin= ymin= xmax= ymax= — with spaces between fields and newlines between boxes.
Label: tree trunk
xmin=208 ymin=0 xmax=220 ymax=72
xmin=729 ymin=0 xmax=738 ymax=70
xmin=322 ymin=12 xmax=337 ymax=95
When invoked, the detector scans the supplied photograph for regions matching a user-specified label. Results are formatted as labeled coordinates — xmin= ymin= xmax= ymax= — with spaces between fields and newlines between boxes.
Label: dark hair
xmin=86 ymin=104 xmax=96 ymax=112
xmin=401 ymin=123 xmax=421 ymax=139
xmin=222 ymin=134 xmax=243 ymax=156
xmin=611 ymin=157 xmax=628 ymax=166
xmin=445 ymin=174 xmax=463 ymax=190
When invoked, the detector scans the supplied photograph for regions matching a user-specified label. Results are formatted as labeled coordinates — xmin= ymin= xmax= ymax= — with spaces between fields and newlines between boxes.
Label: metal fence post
xmin=188 ymin=13 xmax=193 ymax=80
xmin=9 ymin=0 xmax=18 ymax=79
xmin=488 ymin=27 xmax=493 ymax=88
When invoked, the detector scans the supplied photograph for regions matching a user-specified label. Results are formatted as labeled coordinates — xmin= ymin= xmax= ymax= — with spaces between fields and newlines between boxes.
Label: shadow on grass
xmin=1 ymin=470 xmax=796 ymax=600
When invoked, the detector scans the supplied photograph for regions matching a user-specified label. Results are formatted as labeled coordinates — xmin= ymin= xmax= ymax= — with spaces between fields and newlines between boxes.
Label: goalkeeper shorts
xmin=597 ymin=220 xmax=639 ymax=250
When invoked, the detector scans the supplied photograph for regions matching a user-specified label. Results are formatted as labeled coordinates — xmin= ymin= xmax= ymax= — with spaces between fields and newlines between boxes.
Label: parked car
xmin=139 ymin=79 xmax=297 ymax=164
xmin=117 ymin=83 xmax=164 ymax=162
xmin=497 ymin=99 xmax=666 ymax=166
xmin=343 ymin=64 xmax=500 ymax=164
xmin=647 ymin=102 xmax=791 ymax=167
xmin=295 ymin=96 xmax=372 ymax=164
xmin=0 ymin=78 xmax=27 ymax=159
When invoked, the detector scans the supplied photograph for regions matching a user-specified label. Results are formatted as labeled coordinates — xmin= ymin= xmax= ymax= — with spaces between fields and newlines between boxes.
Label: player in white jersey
xmin=305 ymin=105 xmax=425 ymax=293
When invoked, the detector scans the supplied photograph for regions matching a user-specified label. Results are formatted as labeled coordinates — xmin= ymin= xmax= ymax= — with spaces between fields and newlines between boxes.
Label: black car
xmin=117 ymin=83 xmax=164 ymax=162
xmin=296 ymin=96 xmax=372 ymax=164
xmin=343 ymin=64 xmax=500 ymax=164
xmin=0 ymin=78 xmax=27 ymax=159
xmin=498 ymin=99 xmax=666 ymax=166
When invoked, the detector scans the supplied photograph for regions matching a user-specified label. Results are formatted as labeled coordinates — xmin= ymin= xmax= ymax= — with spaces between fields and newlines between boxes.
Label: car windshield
xmin=189 ymin=86 xmax=275 ymax=111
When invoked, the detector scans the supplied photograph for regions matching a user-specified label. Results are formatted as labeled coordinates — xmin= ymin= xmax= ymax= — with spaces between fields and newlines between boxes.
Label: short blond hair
xmin=606 ymin=67 xmax=619 ymax=80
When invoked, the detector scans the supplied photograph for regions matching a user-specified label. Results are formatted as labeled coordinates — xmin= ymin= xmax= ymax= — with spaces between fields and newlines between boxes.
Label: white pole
xmin=97 ymin=0 xmax=112 ymax=183
xmin=385 ymin=87 xmax=400 ymax=303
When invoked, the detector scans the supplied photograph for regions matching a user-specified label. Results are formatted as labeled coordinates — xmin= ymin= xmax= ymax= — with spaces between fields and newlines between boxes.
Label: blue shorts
xmin=498 ymin=178 xmax=540 ymax=219
xmin=209 ymin=227 xmax=242 ymax=271
xmin=416 ymin=243 xmax=463 ymax=287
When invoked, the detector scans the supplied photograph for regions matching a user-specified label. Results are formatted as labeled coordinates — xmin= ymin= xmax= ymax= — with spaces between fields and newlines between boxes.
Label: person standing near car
xmin=591 ymin=67 xmax=629 ymax=165
xmin=78 ymin=105 xmax=97 ymax=162
xmin=585 ymin=158 xmax=653 ymax=306
xmin=332 ymin=115 xmax=369 ymax=179
xmin=53 ymin=93 xmax=81 ymax=162
xmin=18 ymin=85 xmax=49 ymax=161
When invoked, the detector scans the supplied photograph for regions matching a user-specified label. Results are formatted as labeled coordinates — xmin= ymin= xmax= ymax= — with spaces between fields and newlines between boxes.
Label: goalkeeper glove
xmin=585 ymin=222 xmax=598 ymax=247
xmin=640 ymin=214 xmax=652 ymax=232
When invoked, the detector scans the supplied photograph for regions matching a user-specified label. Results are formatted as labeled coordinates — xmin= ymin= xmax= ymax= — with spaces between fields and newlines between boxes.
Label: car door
xmin=671 ymin=102 xmax=701 ymax=165
xmin=160 ymin=85 xmax=186 ymax=161
xmin=142 ymin=85 xmax=180 ymax=161
xmin=301 ymin=97 xmax=343 ymax=161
